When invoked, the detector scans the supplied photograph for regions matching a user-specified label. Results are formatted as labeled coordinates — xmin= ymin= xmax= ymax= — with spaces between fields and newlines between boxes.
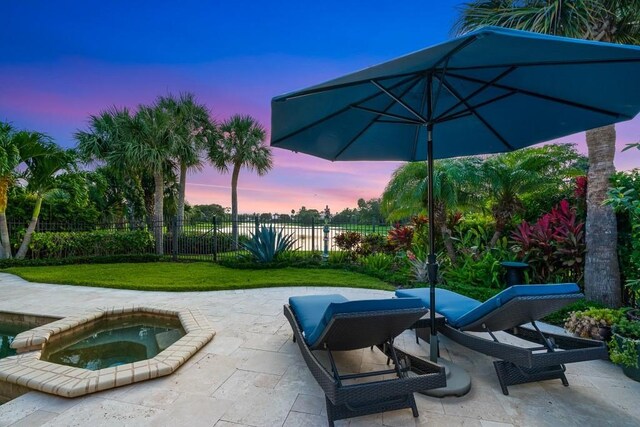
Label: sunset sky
xmin=2 ymin=1 xmax=639 ymax=214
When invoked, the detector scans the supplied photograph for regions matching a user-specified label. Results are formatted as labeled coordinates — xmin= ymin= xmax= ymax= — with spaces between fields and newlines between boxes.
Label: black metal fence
xmin=6 ymin=216 xmax=390 ymax=261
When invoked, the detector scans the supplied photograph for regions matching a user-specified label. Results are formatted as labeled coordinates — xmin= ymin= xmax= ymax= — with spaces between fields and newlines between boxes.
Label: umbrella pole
xmin=421 ymin=124 xmax=472 ymax=398
xmin=426 ymin=124 xmax=439 ymax=363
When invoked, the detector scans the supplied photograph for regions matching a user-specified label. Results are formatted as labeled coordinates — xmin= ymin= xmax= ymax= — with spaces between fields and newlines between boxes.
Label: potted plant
xmin=564 ymin=308 xmax=623 ymax=341
xmin=609 ymin=318 xmax=640 ymax=382
xmin=625 ymin=279 xmax=640 ymax=321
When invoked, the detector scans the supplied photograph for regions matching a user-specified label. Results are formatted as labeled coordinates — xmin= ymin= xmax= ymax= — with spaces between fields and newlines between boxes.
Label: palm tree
xmin=0 ymin=123 xmax=18 ymax=258
xmin=0 ymin=124 xmax=57 ymax=258
xmin=207 ymin=115 xmax=272 ymax=248
xmin=455 ymin=0 xmax=640 ymax=306
xmin=15 ymin=141 xmax=79 ymax=259
xmin=156 ymin=93 xmax=217 ymax=225
xmin=76 ymin=106 xmax=180 ymax=255
xmin=382 ymin=158 xmax=478 ymax=263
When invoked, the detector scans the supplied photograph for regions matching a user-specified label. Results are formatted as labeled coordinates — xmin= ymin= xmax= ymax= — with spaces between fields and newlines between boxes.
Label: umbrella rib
xmin=435 ymin=91 xmax=517 ymax=124
xmin=350 ymin=105 xmax=423 ymax=124
xmin=441 ymin=57 xmax=640 ymax=72
xmin=332 ymin=76 xmax=425 ymax=160
xmin=436 ymin=75 xmax=515 ymax=150
xmin=447 ymin=71 xmax=627 ymax=118
xmin=411 ymin=74 xmax=431 ymax=161
xmin=271 ymin=74 xmax=422 ymax=146
xmin=370 ymin=80 xmax=428 ymax=123
xmin=434 ymin=66 xmax=516 ymax=121
xmin=376 ymin=119 xmax=426 ymax=125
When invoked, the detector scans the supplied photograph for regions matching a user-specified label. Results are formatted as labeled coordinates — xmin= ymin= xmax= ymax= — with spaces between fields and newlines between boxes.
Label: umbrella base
xmin=418 ymin=358 xmax=471 ymax=397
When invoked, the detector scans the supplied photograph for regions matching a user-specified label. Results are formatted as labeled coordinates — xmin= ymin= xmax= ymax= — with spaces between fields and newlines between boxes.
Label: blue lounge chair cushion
xmin=396 ymin=284 xmax=580 ymax=328
xmin=289 ymin=294 xmax=425 ymax=346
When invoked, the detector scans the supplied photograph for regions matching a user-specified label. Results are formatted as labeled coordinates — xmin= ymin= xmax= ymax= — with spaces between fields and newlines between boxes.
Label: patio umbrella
xmin=270 ymin=27 xmax=640 ymax=364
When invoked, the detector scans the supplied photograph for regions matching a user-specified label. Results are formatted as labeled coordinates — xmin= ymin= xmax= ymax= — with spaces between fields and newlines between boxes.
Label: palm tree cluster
xmin=75 ymin=93 xmax=272 ymax=255
xmin=2 ymin=92 xmax=273 ymax=258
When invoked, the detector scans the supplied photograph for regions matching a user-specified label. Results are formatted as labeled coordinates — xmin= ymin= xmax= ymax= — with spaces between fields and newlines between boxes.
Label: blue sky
xmin=1 ymin=1 xmax=638 ymax=213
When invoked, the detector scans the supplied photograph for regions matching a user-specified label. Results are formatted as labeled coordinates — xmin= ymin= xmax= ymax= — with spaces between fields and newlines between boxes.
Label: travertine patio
xmin=0 ymin=272 xmax=639 ymax=427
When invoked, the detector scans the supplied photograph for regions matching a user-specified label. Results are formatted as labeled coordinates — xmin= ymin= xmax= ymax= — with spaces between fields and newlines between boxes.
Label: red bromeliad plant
xmin=387 ymin=223 xmax=414 ymax=252
xmin=511 ymin=200 xmax=585 ymax=284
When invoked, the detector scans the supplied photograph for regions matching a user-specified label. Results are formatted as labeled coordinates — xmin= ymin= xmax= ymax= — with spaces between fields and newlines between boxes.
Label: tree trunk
xmin=153 ymin=171 xmax=164 ymax=255
xmin=15 ymin=196 xmax=43 ymax=260
xmin=584 ymin=125 xmax=621 ymax=307
xmin=0 ymin=178 xmax=10 ymax=258
xmin=440 ymin=224 xmax=457 ymax=265
xmin=0 ymin=213 xmax=10 ymax=259
xmin=231 ymin=163 xmax=241 ymax=250
xmin=177 ymin=162 xmax=187 ymax=226
xmin=489 ymin=230 xmax=501 ymax=248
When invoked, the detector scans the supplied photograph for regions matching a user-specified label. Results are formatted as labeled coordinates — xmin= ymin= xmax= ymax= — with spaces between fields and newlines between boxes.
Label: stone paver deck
xmin=1 ymin=272 xmax=639 ymax=426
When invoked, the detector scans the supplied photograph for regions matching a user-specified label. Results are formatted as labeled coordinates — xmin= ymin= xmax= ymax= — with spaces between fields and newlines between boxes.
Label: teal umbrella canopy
xmin=270 ymin=26 xmax=640 ymax=364
xmin=271 ymin=27 xmax=640 ymax=161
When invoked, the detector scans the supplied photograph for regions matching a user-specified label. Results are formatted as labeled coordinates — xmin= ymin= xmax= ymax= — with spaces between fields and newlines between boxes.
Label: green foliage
xmin=442 ymin=248 xmax=505 ymax=289
xmin=607 ymin=170 xmax=640 ymax=306
xmin=28 ymin=229 xmax=154 ymax=259
xmin=242 ymin=225 xmax=297 ymax=263
xmin=359 ymin=233 xmax=392 ymax=256
xmin=328 ymin=250 xmax=352 ymax=265
xmin=444 ymin=224 xmax=515 ymax=288
xmin=360 ymin=253 xmax=394 ymax=274
xmin=610 ymin=318 xmax=640 ymax=368
xmin=276 ymin=250 xmax=321 ymax=264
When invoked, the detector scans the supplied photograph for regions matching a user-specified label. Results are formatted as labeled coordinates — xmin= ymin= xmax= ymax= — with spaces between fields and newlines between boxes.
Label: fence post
xmin=172 ymin=217 xmax=178 ymax=261
xmin=255 ymin=216 xmax=260 ymax=236
xmin=212 ymin=216 xmax=218 ymax=262
xmin=311 ymin=217 xmax=315 ymax=252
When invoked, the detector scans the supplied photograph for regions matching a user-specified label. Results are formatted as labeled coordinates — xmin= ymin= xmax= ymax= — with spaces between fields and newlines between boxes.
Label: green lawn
xmin=5 ymin=262 xmax=394 ymax=292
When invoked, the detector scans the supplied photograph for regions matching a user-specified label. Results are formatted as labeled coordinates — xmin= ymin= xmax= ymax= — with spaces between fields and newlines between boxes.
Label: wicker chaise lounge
xmin=284 ymin=295 xmax=446 ymax=426
xmin=396 ymin=284 xmax=608 ymax=395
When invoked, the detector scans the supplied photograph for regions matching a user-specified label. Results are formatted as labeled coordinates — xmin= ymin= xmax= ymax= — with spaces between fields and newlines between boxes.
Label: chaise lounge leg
xmin=325 ymin=396 xmax=336 ymax=427
xmin=493 ymin=361 xmax=570 ymax=395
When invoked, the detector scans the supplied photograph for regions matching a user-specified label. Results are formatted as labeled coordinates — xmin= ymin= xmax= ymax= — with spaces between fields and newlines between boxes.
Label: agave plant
xmin=242 ymin=225 xmax=298 ymax=263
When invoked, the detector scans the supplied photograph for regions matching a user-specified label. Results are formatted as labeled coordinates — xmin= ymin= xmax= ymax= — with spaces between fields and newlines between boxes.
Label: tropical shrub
xmin=328 ymin=251 xmax=351 ymax=265
xmin=242 ymin=225 xmax=297 ymax=263
xmin=442 ymin=248 xmax=505 ymax=289
xmin=444 ymin=224 xmax=514 ymax=288
xmin=360 ymin=253 xmax=395 ymax=274
xmin=510 ymin=200 xmax=585 ymax=284
xmin=406 ymin=250 xmax=429 ymax=283
xmin=607 ymin=170 xmax=640 ymax=307
xmin=358 ymin=233 xmax=392 ymax=256
xmin=28 ymin=229 xmax=154 ymax=259
xmin=334 ymin=231 xmax=362 ymax=260
xmin=387 ymin=223 xmax=413 ymax=252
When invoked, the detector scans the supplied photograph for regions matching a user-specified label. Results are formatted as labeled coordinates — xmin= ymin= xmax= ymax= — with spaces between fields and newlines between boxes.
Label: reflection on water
xmin=41 ymin=315 xmax=185 ymax=370
xmin=0 ymin=323 xmax=24 ymax=359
